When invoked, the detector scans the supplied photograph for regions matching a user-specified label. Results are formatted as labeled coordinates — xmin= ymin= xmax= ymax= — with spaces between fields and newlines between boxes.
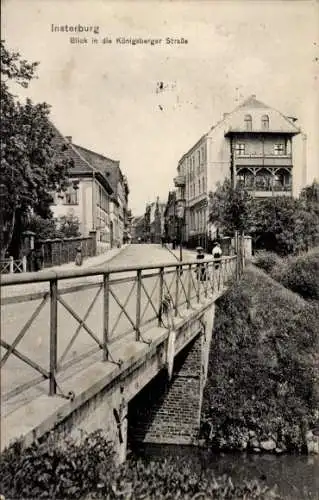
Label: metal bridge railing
xmin=1 ymin=256 xmax=239 ymax=400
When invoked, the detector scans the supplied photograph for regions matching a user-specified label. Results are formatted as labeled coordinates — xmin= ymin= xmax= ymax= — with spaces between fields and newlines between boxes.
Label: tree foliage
xmin=208 ymin=179 xmax=319 ymax=255
xmin=26 ymin=213 xmax=81 ymax=240
xmin=208 ymin=179 xmax=254 ymax=235
xmin=0 ymin=40 xmax=72 ymax=257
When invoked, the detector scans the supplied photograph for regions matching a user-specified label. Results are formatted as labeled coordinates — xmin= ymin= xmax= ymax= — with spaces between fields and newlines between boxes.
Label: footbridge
xmin=1 ymin=251 xmax=243 ymax=462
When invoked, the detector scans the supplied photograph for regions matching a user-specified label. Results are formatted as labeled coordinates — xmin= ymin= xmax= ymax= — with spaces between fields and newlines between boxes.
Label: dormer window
xmin=244 ymin=114 xmax=252 ymax=131
xmin=261 ymin=114 xmax=269 ymax=130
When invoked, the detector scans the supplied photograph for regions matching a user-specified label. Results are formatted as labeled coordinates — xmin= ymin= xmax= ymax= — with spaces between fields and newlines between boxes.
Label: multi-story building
xmin=164 ymin=191 xmax=178 ymax=243
xmin=50 ymin=129 xmax=114 ymax=251
xmin=144 ymin=198 xmax=166 ymax=243
xmin=71 ymin=145 xmax=130 ymax=248
xmin=174 ymin=95 xmax=301 ymax=248
xmin=131 ymin=215 xmax=145 ymax=242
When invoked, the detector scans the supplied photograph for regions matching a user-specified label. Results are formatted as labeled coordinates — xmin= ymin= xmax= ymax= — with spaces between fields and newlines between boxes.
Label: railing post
xmin=187 ymin=264 xmax=192 ymax=308
xmin=9 ymin=256 xmax=14 ymax=274
xmin=22 ymin=255 xmax=27 ymax=272
xmin=136 ymin=269 xmax=142 ymax=341
xmin=49 ymin=278 xmax=58 ymax=396
xmin=158 ymin=267 xmax=164 ymax=326
xmin=174 ymin=265 xmax=179 ymax=317
xmin=196 ymin=266 xmax=200 ymax=303
xmin=204 ymin=262 xmax=208 ymax=298
xmin=103 ymin=272 xmax=110 ymax=361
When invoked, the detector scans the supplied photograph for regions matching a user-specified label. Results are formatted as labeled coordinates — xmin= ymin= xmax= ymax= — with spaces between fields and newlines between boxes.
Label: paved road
xmin=1 ymin=244 xmax=200 ymax=407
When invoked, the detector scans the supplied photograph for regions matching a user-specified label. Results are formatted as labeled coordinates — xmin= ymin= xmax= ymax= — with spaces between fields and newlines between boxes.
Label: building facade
xmin=163 ymin=191 xmax=178 ymax=243
xmin=50 ymin=130 xmax=114 ymax=252
xmin=131 ymin=215 xmax=144 ymax=242
xmin=71 ymin=145 xmax=130 ymax=248
xmin=174 ymin=95 xmax=300 ymax=248
xmin=143 ymin=198 xmax=166 ymax=243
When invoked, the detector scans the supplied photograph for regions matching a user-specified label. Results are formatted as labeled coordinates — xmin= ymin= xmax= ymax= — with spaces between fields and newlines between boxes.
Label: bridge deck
xmin=1 ymin=256 xmax=237 ymax=420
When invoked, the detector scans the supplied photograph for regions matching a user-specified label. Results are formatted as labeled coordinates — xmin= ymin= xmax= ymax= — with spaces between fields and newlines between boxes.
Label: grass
xmin=271 ymin=248 xmax=319 ymax=302
xmin=201 ymin=264 xmax=319 ymax=452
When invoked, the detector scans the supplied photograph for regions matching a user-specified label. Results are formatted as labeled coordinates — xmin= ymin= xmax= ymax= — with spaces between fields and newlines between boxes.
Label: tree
xmin=57 ymin=214 xmax=80 ymax=238
xmin=26 ymin=214 xmax=59 ymax=240
xmin=26 ymin=213 xmax=81 ymax=240
xmin=251 ymin=195 xmax=319 ymax=255
xmin=300 ymin=179 xmax=319 ymax=204
xmin=208 ymin=179 xmax=319 ymax=255
xmin=208 ymin=179 xmax=254 ymax=235
xmin=0 ymin=40 xmax=72 ymax=258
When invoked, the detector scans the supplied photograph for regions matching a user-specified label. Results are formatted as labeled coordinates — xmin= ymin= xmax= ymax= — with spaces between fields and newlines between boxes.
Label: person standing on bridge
xmin=212 ymin=241 xmax=222 ymax=269
xmin=196 ymin=246 xmax=207 ymax=281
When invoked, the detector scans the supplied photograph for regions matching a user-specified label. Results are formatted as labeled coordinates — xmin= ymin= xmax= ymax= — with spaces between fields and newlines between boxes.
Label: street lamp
xmin=175 ymin=198 xmax=186 ymax=262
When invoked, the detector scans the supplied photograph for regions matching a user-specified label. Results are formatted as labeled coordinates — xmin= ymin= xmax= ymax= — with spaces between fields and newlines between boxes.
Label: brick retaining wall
xmin=128 ymin=335 xmax=202 ymax=445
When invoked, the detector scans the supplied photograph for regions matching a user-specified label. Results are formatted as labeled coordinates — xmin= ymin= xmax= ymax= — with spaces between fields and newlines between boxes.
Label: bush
xmin=0 ymin=430 xmax=114 ymax=499
xmin=201 ymin=265 xmax=319 ymax=452
xmin=271 ymin=249 xmax=319 ymax=301
xmin=254 ymin=251 xmax=283 ymax=274
xmin=0 ymin=436 xmax=283 ymax=499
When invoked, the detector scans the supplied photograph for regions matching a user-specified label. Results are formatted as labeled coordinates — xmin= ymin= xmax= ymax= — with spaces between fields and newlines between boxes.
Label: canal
xmin=133 ymin=444 xmax=319 ymax=499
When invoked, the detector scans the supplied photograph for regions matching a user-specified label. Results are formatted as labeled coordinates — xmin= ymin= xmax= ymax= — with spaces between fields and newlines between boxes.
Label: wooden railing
xmin=1 ymin=256 xmax=240 ymax=400
xmin=0 ymin=256 xmax=27 ymax=274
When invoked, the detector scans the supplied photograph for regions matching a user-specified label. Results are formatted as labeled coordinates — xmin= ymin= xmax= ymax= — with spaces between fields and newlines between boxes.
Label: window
xmin=274 ymin=144 xmax=285 ymax=155
xmin=202 ymin=176 xmax=205 ymax=193
xmin=244 ymin=114 xmax=252 ymax=131
xmin=198 ymin=179 xmax=201 ymax=193
xmin=261 ymin=114 xmax=269 ymax=130
xmin=235 ymin=143 xmax=246 ymax=156
xmin=64 ymin=183 xmax=79 ymax=205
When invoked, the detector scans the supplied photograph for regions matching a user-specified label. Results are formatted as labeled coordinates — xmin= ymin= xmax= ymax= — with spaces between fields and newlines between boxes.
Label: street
xmin=1 ymin=244 xmax=199 ymax=413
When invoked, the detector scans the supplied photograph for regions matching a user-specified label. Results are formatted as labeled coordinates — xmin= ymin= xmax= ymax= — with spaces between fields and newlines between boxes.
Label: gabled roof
xmin=50 ymin=124 xmax=113 ymax=194
xmin=73 ymin=144 xmax=123 ymax=197
xmin=223 ymin=95 xmax=300 ymax=135
xmin=238 ymin=95 xmax=270 ymax=109
xmin=178 ymin=95 xmax=300 ymax=161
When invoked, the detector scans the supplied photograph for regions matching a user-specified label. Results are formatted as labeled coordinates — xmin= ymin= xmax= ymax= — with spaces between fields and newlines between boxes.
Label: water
xmin=133 ymin=444 xmax=319 ymax=499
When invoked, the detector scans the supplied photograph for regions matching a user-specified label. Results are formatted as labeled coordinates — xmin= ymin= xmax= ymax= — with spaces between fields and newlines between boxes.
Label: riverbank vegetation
xmin=201 ymin=263 xmax=319 ymax=453
xmin=255 ymin=248 xmax=319 ymax=302
xmin=0 ymin=431 xmax=283 ymax=499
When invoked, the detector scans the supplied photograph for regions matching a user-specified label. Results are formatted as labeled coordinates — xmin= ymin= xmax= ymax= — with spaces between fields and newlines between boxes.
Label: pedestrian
xmin=196 ymin=246 xmax=206 ymax=281
xmin=75 ymin=245 xmax=83 ymax=266
xmin=212 ymin=241 xmax=222 ymax=269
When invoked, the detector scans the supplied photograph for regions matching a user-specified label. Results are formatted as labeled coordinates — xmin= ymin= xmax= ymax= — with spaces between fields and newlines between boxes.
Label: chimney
xmin=65 ymin=136 xmax=72 ymax=143
xmin=251 ymin=94 xmax=256 ymax=99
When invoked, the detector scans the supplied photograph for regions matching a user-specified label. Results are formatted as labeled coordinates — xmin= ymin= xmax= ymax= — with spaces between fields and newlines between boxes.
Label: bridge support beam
xmin=62 ymin=385 xmax=128 ymax=465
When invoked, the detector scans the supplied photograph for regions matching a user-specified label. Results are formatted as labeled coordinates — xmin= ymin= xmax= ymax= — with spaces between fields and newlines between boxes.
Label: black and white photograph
xmin=1 ymin=0 xmax=318 ymax=498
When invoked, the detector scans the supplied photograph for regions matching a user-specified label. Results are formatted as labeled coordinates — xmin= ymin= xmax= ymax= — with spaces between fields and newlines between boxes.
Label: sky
xmin=2 ymin=0 xmax=319 ymax=215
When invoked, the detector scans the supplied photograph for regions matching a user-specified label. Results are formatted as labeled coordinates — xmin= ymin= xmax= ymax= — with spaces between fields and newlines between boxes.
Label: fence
xmin=1 ymin=256 xmax=239 ymax=401
xmin=40 ymin=235 xmax=96 ymax=268
xmin=0 ymin=256 xmax=27 ymax=274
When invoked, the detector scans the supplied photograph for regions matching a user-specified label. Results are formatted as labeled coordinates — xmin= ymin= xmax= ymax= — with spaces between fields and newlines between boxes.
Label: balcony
xmin=234 ymin=154 xmax=292 ymax=167
xmin=237 ymin=181 xmax=292 ymax=197
xmin=174 ymin=175 xmax=186 ymax=187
